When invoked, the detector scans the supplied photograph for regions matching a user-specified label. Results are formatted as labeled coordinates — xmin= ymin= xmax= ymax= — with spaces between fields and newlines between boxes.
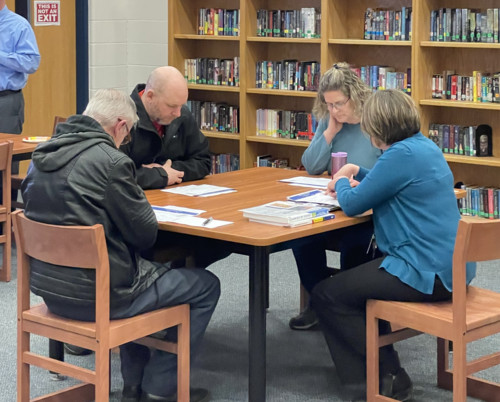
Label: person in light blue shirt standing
xmin=289 ymin=63 xmax=382 ymax=330
xmin=0 ymin=0 xmax=40 ymax=135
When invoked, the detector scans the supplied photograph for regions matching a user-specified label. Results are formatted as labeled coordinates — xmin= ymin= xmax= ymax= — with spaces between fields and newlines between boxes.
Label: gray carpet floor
xmin=1 ymin=246 xmax=498 ymax=401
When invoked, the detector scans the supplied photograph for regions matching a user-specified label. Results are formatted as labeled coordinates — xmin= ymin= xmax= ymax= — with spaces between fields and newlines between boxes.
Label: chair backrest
xmin=12 ymin=210 xmax=110 ymax=323
xmin=452 ymin=217 xmax=500 ymax=330
xmin=0 ymin=141 xmax=13 ymax=209
xmin=52 ymin=116 xmax=67 ymax=134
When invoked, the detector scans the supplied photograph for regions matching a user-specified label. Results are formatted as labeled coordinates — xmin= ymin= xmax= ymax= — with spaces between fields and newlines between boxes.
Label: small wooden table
xmin=0 ymin=133 xmax=39 ymax=161
xmin=146 ymin=167 xmax=370 ymax=402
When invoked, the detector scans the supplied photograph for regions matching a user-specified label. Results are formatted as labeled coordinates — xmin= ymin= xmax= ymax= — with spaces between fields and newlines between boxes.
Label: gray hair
xmin=83 ymin=89 xmax=138 ymax=129
xmin=361 ymin=89 xmax=420 ymax=146
xmin=312 ymin=62 xmax=372 ymax=120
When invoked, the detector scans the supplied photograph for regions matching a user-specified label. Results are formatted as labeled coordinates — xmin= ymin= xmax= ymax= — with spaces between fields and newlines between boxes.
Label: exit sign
xmin=34 ymin=1 xmax=60 ymax=26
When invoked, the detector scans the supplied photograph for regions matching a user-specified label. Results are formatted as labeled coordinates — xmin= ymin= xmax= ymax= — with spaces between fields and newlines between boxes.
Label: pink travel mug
xmin=331 ymin=152 xmax=348 ymax=178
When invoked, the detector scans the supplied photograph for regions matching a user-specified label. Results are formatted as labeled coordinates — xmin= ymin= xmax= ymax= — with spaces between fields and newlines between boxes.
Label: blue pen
xmin=312 ymin=214 xmax=335 ymax=223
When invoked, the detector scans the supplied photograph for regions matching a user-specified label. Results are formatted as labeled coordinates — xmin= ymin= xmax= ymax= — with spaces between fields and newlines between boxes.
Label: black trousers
xmin=292 ymin=221 xmax=378 ymax=294
xmin=141 ymin=230 xmax=232 ymax=268
xmin=311 ymin=257 xmax=452 ymax=385
xmin=0 ymin=90 xmax=24 ymax=204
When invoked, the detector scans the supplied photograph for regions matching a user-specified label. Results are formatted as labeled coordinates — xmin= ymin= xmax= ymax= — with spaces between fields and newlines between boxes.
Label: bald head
xmin=141 ymin=66 xmax=188 ymax=125
xmin=146 ymin=66 xmax=187 ymax=96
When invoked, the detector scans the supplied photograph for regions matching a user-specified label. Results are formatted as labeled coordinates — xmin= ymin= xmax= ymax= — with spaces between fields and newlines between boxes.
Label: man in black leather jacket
xmin=122 ymin=66 xmax=229 ymax=270
xmin=22 ymin=89 xmax=219 ymax=402
xmin=120 ymin=66 xmax=211 ymax=190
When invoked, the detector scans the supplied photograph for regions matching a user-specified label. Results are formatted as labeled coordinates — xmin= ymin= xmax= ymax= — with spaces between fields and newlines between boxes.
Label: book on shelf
xmin=363 ymin=7 xmax=412 ymax=41
xmin=430 ymin=8 xmax=500 ymax=43
xmin=459 ymin=184 xmax=500 ymax=219
xmin=428 ymin=123 xmax=481 ymax=157
xmin=240 ymin=201 xmax=330 ymax=227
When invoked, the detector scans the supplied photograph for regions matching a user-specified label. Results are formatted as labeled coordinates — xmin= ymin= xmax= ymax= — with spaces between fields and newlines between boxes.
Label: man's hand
xmin=162 ymin=159 xmax=184 ymax=185
xmin=142 ymin=160 xmax=184 ymax=186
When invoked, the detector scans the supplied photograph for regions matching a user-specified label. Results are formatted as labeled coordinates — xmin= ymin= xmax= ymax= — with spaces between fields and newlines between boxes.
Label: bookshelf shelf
xmin=328 ymin=39 xmax=411 ymax=47
xmin=420 ymin=41 xmax=500 ymax=49
xmin=444 ymin=155 xmax=500 ymax=168
xmin=246 ymin=135 xmax=311 ymax=148
xmin=174 ymin=34 xmax=240 ymax=41
xmin=247 ymin=37 xmax=321 ymax=44
xmin=169 ymin=0 xmax=500 ymax=184
xmin=203 ymin=131 xmax=240 ymax=140
xmin=187 ymin=84 xmax=240 ymax=93
xmin=246 ymin=88 xmax=317 ymax=97
xmin=420 ymin=100 xmax=500 ymax=111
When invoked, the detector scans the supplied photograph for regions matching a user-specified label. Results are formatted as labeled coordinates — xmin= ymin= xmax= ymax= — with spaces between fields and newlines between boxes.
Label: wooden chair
xmin=0 ymin=141 xmax=13 ymax=282
xmin=11 ymin=116 xmax=67 ymax=210
xmin=366 ymin=217 xmax=500 ymax=402
xmin=13 ymin=210 xmax=190 ymax=402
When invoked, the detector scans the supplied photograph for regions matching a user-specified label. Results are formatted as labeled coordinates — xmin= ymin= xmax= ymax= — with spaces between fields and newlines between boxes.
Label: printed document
xmin=279 ymin=176 xmax=331 ymax=189
xmin=162 ymin=184 xmax=236 ymax=197
xmin=152 ymin=206 xmax=232 ymax=228
xmin=287 ymin=189 xmax=340 ymax=208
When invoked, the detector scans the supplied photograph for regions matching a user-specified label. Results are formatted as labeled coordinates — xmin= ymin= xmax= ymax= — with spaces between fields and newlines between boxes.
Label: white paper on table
xmin=162 ymin=184 xmax=236 ymax=197
xmin=279 ymin=176 xmax=331 ymax=189
xmin=287 ymin=189 xmax=340 ymax=207
xmin=151 ymin=205 xmax=205 ymax=223
xmin=151 ymin=206 xmax=231 ymax=227
xmin=176 ymin=216 xmax=233 ymax=228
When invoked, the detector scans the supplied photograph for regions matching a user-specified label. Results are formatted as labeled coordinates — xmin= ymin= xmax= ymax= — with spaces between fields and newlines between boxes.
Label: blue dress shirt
xmin=0 ymin=5 xmax=41 ymax=91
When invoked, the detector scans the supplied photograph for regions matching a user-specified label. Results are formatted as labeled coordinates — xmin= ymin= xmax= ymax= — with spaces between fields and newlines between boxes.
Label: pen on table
xmin=312 ymin=214 xmax=335 ymax=223
xmin=202 ymin=217 xmax=213 ymax=226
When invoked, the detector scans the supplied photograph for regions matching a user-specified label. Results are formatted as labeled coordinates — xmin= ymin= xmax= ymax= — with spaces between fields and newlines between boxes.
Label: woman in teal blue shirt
xmin=290 ymin=63 xmax=381 ymax=330
xmin=312 ymin=89 xmax=476 ymax=401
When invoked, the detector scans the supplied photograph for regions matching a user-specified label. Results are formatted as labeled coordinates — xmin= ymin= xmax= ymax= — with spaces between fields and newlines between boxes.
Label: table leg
xmin=248 ymin=246 xmax=268 ymax=402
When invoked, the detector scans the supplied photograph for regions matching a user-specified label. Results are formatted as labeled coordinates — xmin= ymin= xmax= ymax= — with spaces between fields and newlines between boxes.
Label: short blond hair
xmin=312 ymin=62 xmax=372 ymax=120
xmin=361 ymin=89 xmax=420 ymax=146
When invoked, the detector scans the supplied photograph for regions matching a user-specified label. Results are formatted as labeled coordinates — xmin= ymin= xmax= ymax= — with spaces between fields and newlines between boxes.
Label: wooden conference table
xmin=0 ymin=133 xmax=38 ymax=161
xmin=146 ymin=167 xmax=370 ymax=402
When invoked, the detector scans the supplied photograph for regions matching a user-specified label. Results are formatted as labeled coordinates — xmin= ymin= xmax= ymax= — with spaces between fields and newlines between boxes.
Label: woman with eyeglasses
xmin=289 ymin=63 xmax=382 ymax=331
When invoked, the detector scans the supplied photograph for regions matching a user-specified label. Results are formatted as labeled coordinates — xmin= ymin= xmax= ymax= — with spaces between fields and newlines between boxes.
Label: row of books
xmin=430 ymin=8 xmax=500 ymax=43
xmin=363 ymin=7 xmax=413 ymax=41
xmin=256 ymin=109 xmax=318 ymax=140
xmin=197 ymin=8 xmax=239 ymax=36
xmin=256 ymin=60 xmax=320 ymax=91
xmin=256 ymin=8 xmax=320 ymax=38
xmin=458 ymin=185 xmax=500 ymax=219
xmin=350 ymin=65 xmax=412 ymax=93
xmin=184 ymin=57 xmax=240 ymax=87
xmin=428 ymin=124 xmax=481 ymax=156
xmin=210 ymin=153 xmax=239 ymax=174
xmin=431 ymin=71 xmax=500 ymax=103
xmin=186 ymin=101 xmax=239 ymax=134
xmin=255 ymin=155 xmax=289 ymax=169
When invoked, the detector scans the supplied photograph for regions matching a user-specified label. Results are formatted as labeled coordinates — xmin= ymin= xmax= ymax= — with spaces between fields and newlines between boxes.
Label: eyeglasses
xmin=325 ymin=97 xmax=350 ymax=111
xmin=120 ymin=119 xmax=137 ymax=145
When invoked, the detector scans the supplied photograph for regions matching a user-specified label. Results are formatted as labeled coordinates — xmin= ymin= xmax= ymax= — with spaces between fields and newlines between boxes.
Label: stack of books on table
xmin=240 ymin=201 xmax=332 ymax=227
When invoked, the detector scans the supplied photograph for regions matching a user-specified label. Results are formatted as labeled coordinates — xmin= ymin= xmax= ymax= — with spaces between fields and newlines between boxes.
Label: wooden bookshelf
xmin=414 ymin=0 xmax=500 ymax=187
xmin=168 ymin=0 xmax=500 ymax=185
